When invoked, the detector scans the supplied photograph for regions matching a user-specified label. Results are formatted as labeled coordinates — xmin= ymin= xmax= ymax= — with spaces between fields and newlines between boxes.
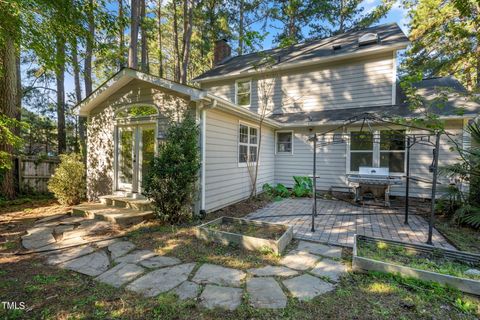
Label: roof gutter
xmin=276 ymin=113 xmax=479 ymax=128
xmin=194 ymin=41 xmax=410 ymax=84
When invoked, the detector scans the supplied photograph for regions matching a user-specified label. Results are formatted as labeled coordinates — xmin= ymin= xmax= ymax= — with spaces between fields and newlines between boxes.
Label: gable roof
xmin=269 ymin=77 xmax=480 ymax=125
xmin=76 ymin=68 xmax=207 ymax=116
xmin=194 ymin=23 xmax=409 ymax=83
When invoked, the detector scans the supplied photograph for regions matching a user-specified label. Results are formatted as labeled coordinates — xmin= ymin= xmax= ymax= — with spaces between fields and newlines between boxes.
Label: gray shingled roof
xmin=268 ymin=77 xmax=480 ymax=124
xmin=194 ymin=23 xmax=409 ymax=82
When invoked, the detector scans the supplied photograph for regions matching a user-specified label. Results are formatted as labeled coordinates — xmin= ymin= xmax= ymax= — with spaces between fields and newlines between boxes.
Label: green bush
xmin=262 ymin=183 xmax=290 ymax=199
xmin=142 ymin=116 xmax=200 ymax=224
xmin=48 ymin=153 xmax=86 ymax=205
xmin=292 ymin=176 xmax=313 ymax=197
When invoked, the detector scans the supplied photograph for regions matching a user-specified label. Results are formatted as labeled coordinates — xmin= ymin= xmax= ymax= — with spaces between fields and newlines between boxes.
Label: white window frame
xmin=275 ymin=130 xmax=294 ymax=155
xmin=346 ymin=129 xmax=406 ymax=175
xmin=238 ymin=121 xmax=259 ymax=167
xmin=235 ymin=78 xmax=252 ymax=107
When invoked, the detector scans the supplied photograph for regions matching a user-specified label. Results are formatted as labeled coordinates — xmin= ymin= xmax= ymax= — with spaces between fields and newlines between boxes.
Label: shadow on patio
xmin=246 ymin=198 xmax=454 ymax=249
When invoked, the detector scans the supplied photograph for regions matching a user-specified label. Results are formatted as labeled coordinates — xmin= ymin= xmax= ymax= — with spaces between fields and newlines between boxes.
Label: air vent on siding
xmin=358 ymin=33 xmax=379 ymax=46
xmin=332 ymin=44 xmax=342 ymax=50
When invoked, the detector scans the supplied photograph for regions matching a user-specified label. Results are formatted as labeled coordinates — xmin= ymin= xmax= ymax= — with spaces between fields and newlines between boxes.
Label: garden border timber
xmin=196 ymin=216 xmax=293 ymax=254
xmin=352 ymin=234 xmax=480 ymax=296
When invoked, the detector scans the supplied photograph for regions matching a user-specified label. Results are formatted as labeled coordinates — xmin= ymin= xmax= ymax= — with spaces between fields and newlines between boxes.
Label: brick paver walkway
xmin=246 ymin=198 xmax=454 ymax=249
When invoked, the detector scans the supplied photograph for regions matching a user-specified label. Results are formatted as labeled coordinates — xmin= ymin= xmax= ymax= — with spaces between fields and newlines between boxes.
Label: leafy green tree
xmin=142 ymin=116 xmax=200 ymax=223
xmin=309 ymin=0 xmax=394 ymax=38
xmin=403 ymin=0 xmax=480 ymax=92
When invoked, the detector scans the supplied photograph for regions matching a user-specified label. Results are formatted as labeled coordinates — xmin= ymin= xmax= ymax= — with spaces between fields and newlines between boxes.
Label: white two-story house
xmin=77 ymin=23 xmax=480 ymax=213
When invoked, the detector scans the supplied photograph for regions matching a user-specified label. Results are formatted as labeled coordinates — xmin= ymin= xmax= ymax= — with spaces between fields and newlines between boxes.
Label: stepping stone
xmin=126 ymin=263 xmax=195 ymax=297
xmin=60 ymin=251 xmax=110 ymax=276
xmin=79 ymin=220 xmax=112 ymax=232
xmin=192 ymin=264 xmax=246 ymax=287
xmin=279 ymin=251 xmax=319 ymax=271
xmin=60 ymin=216 xmax=86 ymax=224
xmin=297 ymin=241 xmax=342 ymax=259
xmin=22 ymin=233 xmax=56 ymax=250
xmin=310 ymin=259 xmax=347 ymax=283
xmin=247 ymin=277 xmax=287 ymax=309
xmin=283 ymin=274 xmax=334 ymax=301
xmin=173 ymin=281 xmax=200 ymax=300
xmin=94 ymin=238 xmax=121 ymax=248
xmin=45 ymin=245 xmax=95 ymax=265
xmin=36 ymin=214 xmax=66 ymax=224
xmin=108 ymin=241 xmax=136 ymax=259
xmin=95 ymin=263 xmax=145 ymax=288
xmin=37 ymin=237 xmax=89 ymax=251
xmin=54 ymin=224 xmax=74 ymax=233
xmin=61 ymin=228 xmax=91 ymax=240
xmin=25 ymin=226 xmax=54 ymax=237
xmin=114 ymin=250 xmax=156 ymax=264
xmin=139 ymin=255 xmax=181 ymax=268
xmin=200 ymin=285 xmax=243 ymax=310
xmin=247 ymin=265 xmax=299 ymax=277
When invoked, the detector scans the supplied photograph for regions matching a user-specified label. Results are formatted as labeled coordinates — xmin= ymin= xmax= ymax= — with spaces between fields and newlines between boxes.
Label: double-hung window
xmin=236 ymin=79 xmax=251 ymax=106
xmin=238 ymin=123 xmax=258 ymax=164
xmin=276 ymin=131 xmax=293 ymax=154
xmin=349 ymin=130 xmax=405 ymax=173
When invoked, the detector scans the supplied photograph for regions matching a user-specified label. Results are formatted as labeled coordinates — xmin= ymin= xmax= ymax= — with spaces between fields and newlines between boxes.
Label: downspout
xmin=200 ymin=106 xmax=206 ymax=214
xmin=199 ymin=99 xmax=215 ymax=215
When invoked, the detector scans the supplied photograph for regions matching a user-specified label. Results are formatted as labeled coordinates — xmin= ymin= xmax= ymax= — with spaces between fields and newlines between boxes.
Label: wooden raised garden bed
xmin=196 ymin=216 xmax=293 ymax=254
xmin=353 ymin=234 xmax=480 ymax=295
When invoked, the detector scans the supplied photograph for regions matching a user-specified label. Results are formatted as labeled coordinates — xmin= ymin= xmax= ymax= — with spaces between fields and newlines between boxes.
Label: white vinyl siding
xmin=202 ymin=52 xmax=395 ymax=114
xmin=204 ymin=109 xmax=275 ymax=211
xmin=274 ymin=121 xmax=465 ymax=199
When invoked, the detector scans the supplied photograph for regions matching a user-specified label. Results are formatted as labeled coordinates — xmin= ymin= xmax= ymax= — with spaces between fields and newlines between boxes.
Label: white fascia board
xmin=195 ymin=42 xmax=410 ymax=84
xmin=77 ymin=68 xmax=207 ymax=116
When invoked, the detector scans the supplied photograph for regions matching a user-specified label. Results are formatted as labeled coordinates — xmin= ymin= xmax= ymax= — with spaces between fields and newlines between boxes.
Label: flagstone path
xmin=25 ymin=214 xmax=349 ymax=310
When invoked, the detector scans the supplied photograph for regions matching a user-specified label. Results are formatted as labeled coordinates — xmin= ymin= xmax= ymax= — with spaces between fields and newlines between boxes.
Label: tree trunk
xmin=0 ymin=37 xmax=18 ymax=199
xmin=157 ymin=0 xmax=164 ymax=77
xmin=140 ymin=0 xmax=149 ymax=72
xmin=180 ymin=0 xmax=193 ymax=84
xmin=129 ymin=0 xmax=140 ymax=69
xmin=85 ymin=0 xmax=94 ymax=96
xmin=119 ymin=0 xmax=125 ymax=68
xmin=239 ymin=0 xmax=244 ymax=55
xmin=173 ymin=0 xmax=180 ymax=82
xmin=56 ymin=36 xmax=66 ymax=154
xmin=72 ymin=39 xmax=86 ymax=156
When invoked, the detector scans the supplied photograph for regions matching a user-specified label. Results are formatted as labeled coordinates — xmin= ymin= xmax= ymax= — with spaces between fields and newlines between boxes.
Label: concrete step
xmin=99 ymin=196 xmax=154 ymax=211
xmin=72 ymin=203 xmax=154 ymax=227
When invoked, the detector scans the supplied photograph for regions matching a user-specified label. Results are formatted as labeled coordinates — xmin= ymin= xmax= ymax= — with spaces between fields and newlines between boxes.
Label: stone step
xmin=72 ymin=203 xmax=154 ymax=227
xmin=99 ymin=196 xmax=154 ymax=211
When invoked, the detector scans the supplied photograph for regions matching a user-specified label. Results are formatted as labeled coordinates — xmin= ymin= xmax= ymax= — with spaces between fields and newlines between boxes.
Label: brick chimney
xmin=214 ymin=39 xmax=231 ymax=65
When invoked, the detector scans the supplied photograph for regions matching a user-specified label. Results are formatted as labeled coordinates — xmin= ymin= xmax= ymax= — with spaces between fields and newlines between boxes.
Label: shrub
xmin=48 ymin=153 xmax=86 ymax=205
xmin=262 ymin=183 xmax=290 ymax=199
xmin=292 ymin=176 xmax=313 ymax=197
xmin=142 ymin=116 xmax=200 ymax=224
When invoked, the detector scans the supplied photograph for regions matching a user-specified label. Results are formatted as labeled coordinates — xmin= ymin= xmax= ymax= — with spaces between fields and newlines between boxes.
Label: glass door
xmin=138 ymin=125 xmax=156 ymax=192
xmin=116 ymin=124 xmax=156 ymax=194
xmin=117 ymin=126 xmax=135 ymax=191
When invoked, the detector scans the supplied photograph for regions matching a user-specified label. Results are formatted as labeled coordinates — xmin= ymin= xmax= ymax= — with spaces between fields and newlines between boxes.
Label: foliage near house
xmin=47 ymin=153 xmax=86 ymax=205
xmin=142 ymin=116 xmax=200 ymax=223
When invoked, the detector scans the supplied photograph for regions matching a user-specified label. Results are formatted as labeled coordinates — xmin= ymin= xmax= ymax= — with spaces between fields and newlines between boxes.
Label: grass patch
xmin=206 ymin=218 xmax=287 ymax=240
xmin=357 ymin=239 xmax=480 ymax=280
xmin=436 ymin=219 xmax=480 ymax=254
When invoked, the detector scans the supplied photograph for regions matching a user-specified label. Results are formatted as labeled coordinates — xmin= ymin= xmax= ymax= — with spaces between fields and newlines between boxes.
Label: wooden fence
xmin=16 ymin=156 xmax=60 ymax=193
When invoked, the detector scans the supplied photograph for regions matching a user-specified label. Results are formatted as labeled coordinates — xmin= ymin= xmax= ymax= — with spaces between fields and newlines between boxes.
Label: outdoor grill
xmin=347 ymin=166 xmax=403 ymax=207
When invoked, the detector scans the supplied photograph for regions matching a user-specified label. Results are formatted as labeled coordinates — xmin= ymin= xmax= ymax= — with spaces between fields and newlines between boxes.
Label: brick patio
xmin=246 ymin=198 xmax=454 ymax=249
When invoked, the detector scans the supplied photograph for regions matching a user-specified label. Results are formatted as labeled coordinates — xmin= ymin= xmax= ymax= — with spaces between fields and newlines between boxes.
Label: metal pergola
xmin=309 ymin=113 xmax=441 ymax=245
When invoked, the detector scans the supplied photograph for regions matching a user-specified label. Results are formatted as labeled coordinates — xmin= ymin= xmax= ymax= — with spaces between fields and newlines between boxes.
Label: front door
xmin=116 ymin=124 xmax=156 ymax=194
